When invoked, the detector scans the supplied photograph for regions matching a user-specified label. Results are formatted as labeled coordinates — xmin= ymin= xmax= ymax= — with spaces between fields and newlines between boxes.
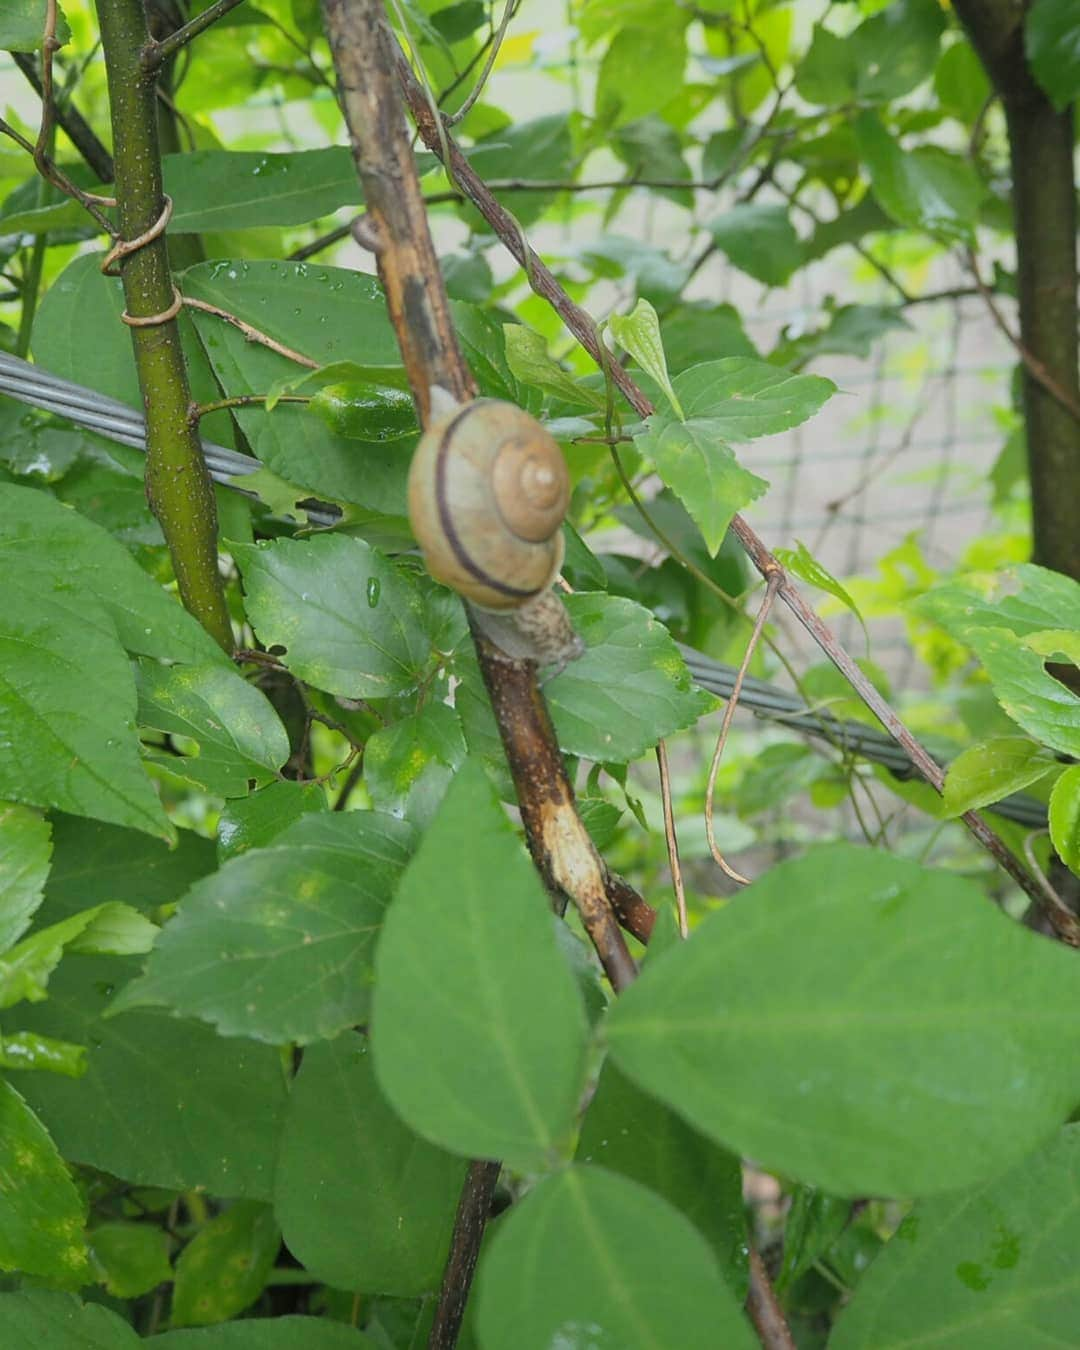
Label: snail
xmin=407 ymin=387 xmax=585 ymax=671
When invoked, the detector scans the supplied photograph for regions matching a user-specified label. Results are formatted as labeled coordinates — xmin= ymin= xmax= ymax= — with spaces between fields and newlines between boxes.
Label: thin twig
xmin=182 ymin=296 xmax=320 ymax=368
xmin=142 ymin=0 xmax=249 ymax=70
xmin=393 ymin=53 xmax=1073 ymax=941
xmin=966 ymin=245 xmax=1080 ymax=425
xmin=656 ymin=741 xmax=689 ymax=938
xmin=1021 ymin=830 xmax=1080 ymax=934
xmin=194 ymin=393 xmax=310 ymax=418
xmin=747 ymin=1248 xmax=798 ymax=1350
xmin=12 ymin=51 xmax=114 ymax=182
xmin=0 ymin=115 xmax=115 ymax=234
xmin=444 ymin=0 xmax=519 ymax=126
xmin=705 ymin=570 xmax=781 ymax=885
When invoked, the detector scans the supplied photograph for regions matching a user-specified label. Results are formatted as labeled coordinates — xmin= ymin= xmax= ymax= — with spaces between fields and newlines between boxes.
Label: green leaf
xmin=32 ymin=253 xmax=239 ymax=464
xmin=595 ymin=24 xmax=688 ymax=128
xmin=0 ymin=803 xmax=51 ymax=953
xmin=934 ymin=40 xmax=991 ymax=124
xmin=1050 ymin=764 xmax=1080 ymax=875
xmin=1026 ymin=0 xmax=1080 ymax=110
xmin=11 ymin=955 xmax=286 ymax=1198
xmin=606 ymin=843 xmax=1080 ymax=1197
xmin=774 ymin=540 xmax=868 ymax=650
xmin=112 ymin=813 xmax=414 ymax=1044
xmin=217 ymin=781 xmax=326 ymax=862
xmin=609 ymin=299 xmax=683 ymax=419
xmin=545 ymin=594 xmax=714 ymax=762
xmin=0 ymin=1291 xmax=139 ymax=1348
xmin=39 ymin=815 xmax=216 ymax=922
xmin=635 ymin=357 xmax=832 ymax=553
xmin=577 ymin=1061 xmax=748 ymax=1298
xmin=475 ymin=1165 xmax=757 ymax=1350
xmin=164 ymin=148 xmax=360 ymax=232
xmin=171 ymin=1202 xmax=279 ymax=1328
xmin=577 ymin=235 xmax=689 ymax=309
xmin=0 ymin=902 xmax=157 ymax=1009
xmin=831 ymin=1126 xmax=1080 ymax=1348
xmin=373 ymin=759 xmax=588 ymax=1171
xmin=365 ymin=702 xmax=467 ymax=828
xmin=0 ymin=1029 xmax=86 ymax=1077
xmin=612 ymin=115 xmax=693 ymax=210
xmin=775 ymin=1185 xmax=851 ymax=1296
xmin=655 ymin=357 xmax=833 ymax=441
xmin=454 ymin=302 xmax=543 ymax=407
xmin=963 ymin=627 xmax=1080 ymax=759
xmin=0 ymin=1078 xmax=89 ymax=1284
xmin=0 ymin=580 xmax=168 ymax=838
xmin=775 ymin=303 xmax=910 ymax=366
xmin=308 ymin=381 xmax=417 ymax=441
xmin=915 ymin=563 xmax=1080 ymax=642
xmin=233 ymin=535 xmax=431 ymax=700
xmin=796 ymin=24 xmax=857 ymax=105
xmin=661 ymin=303 xmax=757 ymax=373
xmin=183 ymin=262 xmax=408 ymax=512
xmin=942 ymin=736 xmax=1057 ymax=819
xmin=855 ymin=111 xmax=985 ymax=244
xmin=705 ymin=205 xmax=803 ymax=287
xmin=136 ymin=659 xmax=291 ymax=798
xmin=0 ymin=0 xmax=70 ymax=52
xmin=459 ymin=115 xmax=573 ymax=230
xmin=852 ymin=0 xmax=944 ymax=101
xmin=0 ymin=198 xmax=89 ymax=235
xmin=275 ymin=1033 xmax=465 ymax=1295
xmin=89 ymin=1221 xmax=173 ymax=1299
xmin=0 ymin=481 xmax=226 ymax=666
xmin=154 ymin=1320 xmax=375 ymax=1348
xmin=635 ymin=424 xmax=765 ymax=555
xmin=503 ymin=324 xmax=605 ymax=409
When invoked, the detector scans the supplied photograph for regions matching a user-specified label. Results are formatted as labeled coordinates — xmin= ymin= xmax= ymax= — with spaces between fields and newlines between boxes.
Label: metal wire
xmin=0 ymin=352 xmax=341 ymax=525
xmin=0 ymin=352 xmax=1048 ymax=830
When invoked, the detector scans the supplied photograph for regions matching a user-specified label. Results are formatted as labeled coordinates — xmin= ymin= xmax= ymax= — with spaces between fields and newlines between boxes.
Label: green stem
xmin=93 ymin=0 xmax=233 ymax=652
xmin=16 ymin=118 xmax=54 ymax=357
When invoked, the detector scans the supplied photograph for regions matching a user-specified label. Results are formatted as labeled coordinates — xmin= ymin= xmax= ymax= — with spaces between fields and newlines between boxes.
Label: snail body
xmin=408 ymin=389 xmax=584 ymax=669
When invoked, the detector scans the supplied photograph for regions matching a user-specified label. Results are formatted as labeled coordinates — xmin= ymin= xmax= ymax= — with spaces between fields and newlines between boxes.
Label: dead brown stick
xmin=321 ymin=0 xmax=636 ymax=988
xmin=428 ymin=1159 xmax=501 ymax=1350
xmin=320 ymin=4 xmax=639 ymax=1345
xmin=393 ymin=49 xmax=1078 ymax=946
xmin=747 ymin=1249 xmax=798 ymax=1350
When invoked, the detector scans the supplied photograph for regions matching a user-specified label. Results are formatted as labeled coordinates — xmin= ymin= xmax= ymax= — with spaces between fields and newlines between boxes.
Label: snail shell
xmin=407 ymin=394 xmax=570 ymax=612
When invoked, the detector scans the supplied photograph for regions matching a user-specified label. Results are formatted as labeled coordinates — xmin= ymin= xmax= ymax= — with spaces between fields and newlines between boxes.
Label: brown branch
xmin=429 ymin=1160 xmax=501 ymax=1350
xmin=472 ymin=627 xmax=637 ymax=990
xmin=747 ymin=1249 xmax=798 ymax=1350
xmin=606 ymin=872 xmax=657 ymax=945
xmin=393 ymin=43 xmax=1079 ymax=946
xmin=320 ymin=4 xmax=639 ymax=1343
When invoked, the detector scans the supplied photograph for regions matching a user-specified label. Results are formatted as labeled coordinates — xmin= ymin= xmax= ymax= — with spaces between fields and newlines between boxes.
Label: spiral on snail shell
xmin=407 ymin=391 xmax=570 ymax=612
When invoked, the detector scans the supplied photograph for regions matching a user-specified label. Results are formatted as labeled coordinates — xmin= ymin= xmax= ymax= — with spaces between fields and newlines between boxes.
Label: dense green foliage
xmin=0 ymin=0 xmax=1078 ymax=1345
